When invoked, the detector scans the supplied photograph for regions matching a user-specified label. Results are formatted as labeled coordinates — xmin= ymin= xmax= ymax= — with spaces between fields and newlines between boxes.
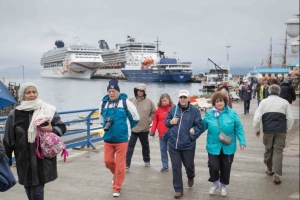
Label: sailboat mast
xmin=282 ymin=29 xmax=288 ymax=68
xmin=268 ymin=37 xmax=272 ymax=69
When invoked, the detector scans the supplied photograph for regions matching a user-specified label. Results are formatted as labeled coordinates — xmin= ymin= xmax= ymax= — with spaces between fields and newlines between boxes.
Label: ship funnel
xmin=55 ymin=40 xmax=64 ymax=48
xmin=98 ymin=40 xmax=109 ymax=50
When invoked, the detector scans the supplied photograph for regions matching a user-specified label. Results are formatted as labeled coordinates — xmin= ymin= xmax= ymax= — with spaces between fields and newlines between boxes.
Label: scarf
xmin=16 ymin=98 xmax=56 ymax=143
xmin=211 ymin=106 xmax=223 ymax=117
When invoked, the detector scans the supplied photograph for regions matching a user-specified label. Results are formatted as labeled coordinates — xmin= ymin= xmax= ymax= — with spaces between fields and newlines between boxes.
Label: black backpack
xmin=280 ymin=85 xmax=289 ymax=99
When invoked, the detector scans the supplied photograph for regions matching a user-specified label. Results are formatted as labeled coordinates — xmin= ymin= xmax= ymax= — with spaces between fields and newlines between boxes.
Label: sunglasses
xmin=179 ymin=96 xmax=187 ymax=99
xmin=137 ymin=89 xmax=144 ymax=92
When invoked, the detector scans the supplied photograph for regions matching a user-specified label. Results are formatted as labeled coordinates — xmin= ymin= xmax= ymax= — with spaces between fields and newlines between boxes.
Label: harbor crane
xmin=207 ymin=58 xmax=224 ymax=82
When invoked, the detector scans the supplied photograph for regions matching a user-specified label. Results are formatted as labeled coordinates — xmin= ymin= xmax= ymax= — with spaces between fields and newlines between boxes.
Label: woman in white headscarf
xmin=3 ymin=82 xmax=66 ymax=200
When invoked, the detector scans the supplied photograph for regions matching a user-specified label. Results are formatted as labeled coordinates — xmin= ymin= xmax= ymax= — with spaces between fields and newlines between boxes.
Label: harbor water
xmin=2 ymin=74 xmax=205 ymax=111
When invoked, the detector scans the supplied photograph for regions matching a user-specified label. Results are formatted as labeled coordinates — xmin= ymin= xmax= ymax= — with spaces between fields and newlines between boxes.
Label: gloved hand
xmin=149 ymin=132 xmax=155 ymax=137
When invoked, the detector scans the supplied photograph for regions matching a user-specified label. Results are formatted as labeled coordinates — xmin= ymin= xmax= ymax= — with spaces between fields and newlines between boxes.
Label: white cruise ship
xmin=95 ymin=36 xmax=157 ymax=75
xmin=40 ymin=39 xmax=103 ymax=79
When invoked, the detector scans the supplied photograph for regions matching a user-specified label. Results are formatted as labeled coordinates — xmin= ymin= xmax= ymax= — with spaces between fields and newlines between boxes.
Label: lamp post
xmin=20 ymin=65 xmax=24 ymax=83
xmin=226 ymin=45 xmax=231 ymax=68
xmin=286 ymin=14 xmax=300 ymax=54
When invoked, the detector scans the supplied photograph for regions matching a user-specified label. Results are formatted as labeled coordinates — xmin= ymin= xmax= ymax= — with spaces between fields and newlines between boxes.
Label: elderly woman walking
xmin=201 ymin=91 xmax=246 ymax=197
xmin=3 ymin=82 xmax=66 ymax=200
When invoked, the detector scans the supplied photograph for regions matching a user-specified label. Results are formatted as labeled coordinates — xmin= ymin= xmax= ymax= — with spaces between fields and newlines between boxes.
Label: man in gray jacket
xmin=253 ymin=84 xmax=294 ymax=184
xmin=126 ymin=83 xmax=156 ymax=170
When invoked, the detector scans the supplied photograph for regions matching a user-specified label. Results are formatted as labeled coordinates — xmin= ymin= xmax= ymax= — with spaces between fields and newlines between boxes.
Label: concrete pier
xmin=2 ymin=98 xmax=299 ymax=200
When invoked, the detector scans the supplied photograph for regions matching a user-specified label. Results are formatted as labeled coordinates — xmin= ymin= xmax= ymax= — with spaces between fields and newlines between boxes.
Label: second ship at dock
xmin=96 ymin=36 xmax=193 ymax=83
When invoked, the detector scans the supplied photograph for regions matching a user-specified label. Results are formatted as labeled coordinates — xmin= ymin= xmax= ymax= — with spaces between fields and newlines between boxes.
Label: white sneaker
xmin=144 ymin=162 xmax=150 ymax=167
xmin=209 ymin=185 xmax=219 ymax=195
xmin=221 ymin=187 xmax=227 ymax=197
xmin=113 ymin=191 xmax=120 ymax=197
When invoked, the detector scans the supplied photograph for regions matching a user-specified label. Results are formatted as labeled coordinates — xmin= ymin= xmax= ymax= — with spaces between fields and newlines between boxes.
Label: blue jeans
xmin=159 ymin=138 xmax=169 ymax=168
xmin=24 ymin=184 xmax=45 ymax=200
xmin=257 ymin=97 xmax=261 ymax=106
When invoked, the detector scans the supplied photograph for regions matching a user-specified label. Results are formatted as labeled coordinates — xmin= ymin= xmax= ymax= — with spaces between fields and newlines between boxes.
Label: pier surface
xmin=2 ymin=98 xmax=299 ymax=200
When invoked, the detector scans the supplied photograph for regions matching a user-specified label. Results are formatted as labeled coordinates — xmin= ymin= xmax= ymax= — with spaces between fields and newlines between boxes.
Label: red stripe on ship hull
xmin=71 ymin=62 xmax=102 ymax=70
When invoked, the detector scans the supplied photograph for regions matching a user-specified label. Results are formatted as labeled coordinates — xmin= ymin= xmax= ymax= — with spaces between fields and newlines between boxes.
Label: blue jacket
xmin=202 ymin=105 xmax=246 ymax=155
xmin=99 ymin=93 xmax=139 ymax=143
xmin=164 ymin=102 xmax=203 ymax=150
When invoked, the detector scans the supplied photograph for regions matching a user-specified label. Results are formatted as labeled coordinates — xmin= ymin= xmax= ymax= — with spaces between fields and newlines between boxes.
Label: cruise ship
xmin=40 ymin=39 xmax=103 ymax=79
xmin=96 ymin=36 xmax=157 ymax=75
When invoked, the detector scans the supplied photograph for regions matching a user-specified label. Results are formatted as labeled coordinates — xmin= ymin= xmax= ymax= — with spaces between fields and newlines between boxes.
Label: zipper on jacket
xmin=175 ymin=109 xmax=187 ymax=149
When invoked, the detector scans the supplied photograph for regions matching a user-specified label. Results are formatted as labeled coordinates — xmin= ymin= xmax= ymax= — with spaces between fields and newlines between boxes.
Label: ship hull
xmin=121 ymin=69 xmax=192 ymax=83
xmin=40 ymin=62 xmax=101 ymax=79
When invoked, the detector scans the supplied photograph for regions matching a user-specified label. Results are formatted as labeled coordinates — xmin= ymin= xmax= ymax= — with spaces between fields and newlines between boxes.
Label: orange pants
xmin=103 ymin=142 xmax=128 ymax=191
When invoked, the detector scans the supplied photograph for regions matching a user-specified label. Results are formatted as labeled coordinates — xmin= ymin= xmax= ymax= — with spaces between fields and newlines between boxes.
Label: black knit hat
xmin=107 ymin=78 xmax=120 ymax=92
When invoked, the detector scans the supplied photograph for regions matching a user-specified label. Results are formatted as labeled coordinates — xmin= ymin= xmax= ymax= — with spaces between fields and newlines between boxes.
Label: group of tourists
xmin=100 ymin=79 xmax=246 ymax=198
xmin=0 ymin=77 xmax=295 ymax=199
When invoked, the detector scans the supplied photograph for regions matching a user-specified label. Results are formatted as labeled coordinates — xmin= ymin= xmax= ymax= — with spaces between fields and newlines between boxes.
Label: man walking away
xmin=253 ymin=84 xmax=294 ymax=184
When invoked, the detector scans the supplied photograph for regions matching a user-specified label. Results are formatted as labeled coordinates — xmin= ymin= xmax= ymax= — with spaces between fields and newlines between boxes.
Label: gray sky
xmin=0 ymin=0 xmax=299 ymax=74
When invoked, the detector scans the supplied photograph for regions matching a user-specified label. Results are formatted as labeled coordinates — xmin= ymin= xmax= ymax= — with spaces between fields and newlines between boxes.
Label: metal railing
xmin=0 ymin=108 xmax=103 ymax=150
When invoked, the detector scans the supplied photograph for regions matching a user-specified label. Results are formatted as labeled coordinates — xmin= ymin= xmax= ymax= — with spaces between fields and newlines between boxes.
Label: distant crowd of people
xmin=1 ymin=76 xmax=296 ymax=199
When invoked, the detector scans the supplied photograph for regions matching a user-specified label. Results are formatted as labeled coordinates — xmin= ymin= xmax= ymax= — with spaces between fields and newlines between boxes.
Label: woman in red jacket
xmin=150 ymin=93 xmax=174 ymax=172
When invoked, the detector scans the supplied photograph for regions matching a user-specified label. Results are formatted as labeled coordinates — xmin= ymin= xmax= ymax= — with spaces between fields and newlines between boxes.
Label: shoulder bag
xmin=217 ymin=119 xmax=232 ymax=145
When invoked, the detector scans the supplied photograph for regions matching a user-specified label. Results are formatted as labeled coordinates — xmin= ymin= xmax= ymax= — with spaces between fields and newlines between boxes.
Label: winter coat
xmin=164 ymin=102 xmax=203 ymax=150
xmin=280 ymin=82 xmax=296 ymax=104
xmin=3 ymin=109 xmax=66 ymax=186
xmin=99 ymin=93 xmax=140 ymax=143
xmin=253 ymin=95 xmax=294 ymax=134
xmin=241 ymin=85 xmax=252 ymax=101
xmin=150 ymin=105 xmax=171 ymax=138
xmin=130 ymin=96 xmax=156 ymax=133
xmin=202 ymin=105 xmax=246 ymax=155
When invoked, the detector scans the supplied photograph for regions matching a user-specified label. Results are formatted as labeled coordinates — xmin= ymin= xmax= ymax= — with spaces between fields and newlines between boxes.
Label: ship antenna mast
xmin=75 ymin=35 xmax=80 ymax=44
xmin=154 ymin=37 xmax=161 ymax=53
xmin=268 ymin=37 xmax=272 ymax=69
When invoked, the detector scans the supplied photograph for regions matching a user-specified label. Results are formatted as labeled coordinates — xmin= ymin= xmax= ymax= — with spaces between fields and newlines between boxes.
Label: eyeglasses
xmin=179 ymin=96 xmax=187 ymax=99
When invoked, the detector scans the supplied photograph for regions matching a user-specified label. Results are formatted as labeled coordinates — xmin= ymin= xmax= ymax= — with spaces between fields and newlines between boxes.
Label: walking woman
xmin=201 ymin=91 xmax=246 ymax=197
xmin=241 ymin=80 xmax=252 ymax=114
xmin=3 ymin=82 xmax=66 ymax=200
xmin=150 ymin=93 xmax=174 ymax=172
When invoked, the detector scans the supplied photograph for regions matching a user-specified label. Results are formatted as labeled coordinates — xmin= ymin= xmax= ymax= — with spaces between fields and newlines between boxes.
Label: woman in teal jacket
xmin=202 ymin=91 xmax=246 ymax=197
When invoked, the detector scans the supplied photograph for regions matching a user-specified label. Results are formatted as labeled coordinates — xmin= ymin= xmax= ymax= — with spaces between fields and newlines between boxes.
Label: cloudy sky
xmin=0 ymin=0 xmax=299 ymax=74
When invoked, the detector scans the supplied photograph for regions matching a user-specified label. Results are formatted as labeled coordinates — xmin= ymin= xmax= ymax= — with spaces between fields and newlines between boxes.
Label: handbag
xmin=0 ymin=155 xmax=17 ymax=192
xmin=34 ymin=119 xmax=68 ymax=162
xmin=217 ymin=120 xmax=232 ymax=145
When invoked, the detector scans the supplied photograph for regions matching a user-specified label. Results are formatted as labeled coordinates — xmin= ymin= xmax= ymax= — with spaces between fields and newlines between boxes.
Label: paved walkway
xmin=2 ymin=98 xmax=299 ymax=200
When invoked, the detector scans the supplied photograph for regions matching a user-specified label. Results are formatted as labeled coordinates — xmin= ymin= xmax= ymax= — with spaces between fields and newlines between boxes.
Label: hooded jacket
xmin=4 ymin=109 xmax=66 ymax=186
xmin=99 ymin=93 xmax=140 ymax=142
xmin=202 ymin=105 xmax=246 ymax=155
xmin=164 ymin=102 xmax=203 ymax=150
xmin=130 ymin=84 xmax=156 ymax=133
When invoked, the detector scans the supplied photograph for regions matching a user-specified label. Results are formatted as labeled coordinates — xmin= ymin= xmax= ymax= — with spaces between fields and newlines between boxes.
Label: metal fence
xmin=0 ymin=108 xmax=103 ymax=150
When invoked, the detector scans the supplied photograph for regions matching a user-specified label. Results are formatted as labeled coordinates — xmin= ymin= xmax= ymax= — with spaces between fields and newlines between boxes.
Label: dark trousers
xmin=208 ymin=150 xmax=234 ymax=185
xmin=126 ymin=131 xmax=150 ymax=167
xmin=169 ymin=147 xmax=195 ymax=192
xmin=243 ymin=100 xmax=250 ymax=113
xmin=24 ymin=184 xmax=45 ymax=200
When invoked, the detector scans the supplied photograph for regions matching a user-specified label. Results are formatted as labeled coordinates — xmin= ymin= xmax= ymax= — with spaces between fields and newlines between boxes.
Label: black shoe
xmin=188 ymin=178 xmax=194 ymax=187
xmin=247 ymin=110 xmax=249 ymax=113
xmin=244 ymin=112 xmax=246 ymax=114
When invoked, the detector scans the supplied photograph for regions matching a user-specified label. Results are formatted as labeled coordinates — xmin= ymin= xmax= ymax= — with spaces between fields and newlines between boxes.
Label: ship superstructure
xmin=96 ymin=36 xmax=157 ymax=75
